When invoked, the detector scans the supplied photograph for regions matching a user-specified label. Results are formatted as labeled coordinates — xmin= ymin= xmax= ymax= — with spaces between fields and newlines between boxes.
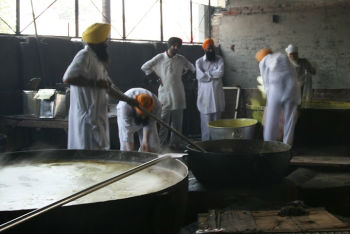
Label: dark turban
xmin=167 ymin=37 xmax=182 ymax=48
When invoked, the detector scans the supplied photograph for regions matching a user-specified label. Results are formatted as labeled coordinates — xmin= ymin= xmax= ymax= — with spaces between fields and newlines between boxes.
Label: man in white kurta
xmin=285 ymin=44 xmax=316 ymax=102
xmin=141 ymin=37 xmax=195 ymax=147
xmin=256 ymin=48 xmax=300 ymax=146
xmin=117 ymin=88 xmax=161 ymax=153
xmin=63 ymin=23 xmax=112 ymax=150
xmin=196 ymin=39 xmax=225 ymax=141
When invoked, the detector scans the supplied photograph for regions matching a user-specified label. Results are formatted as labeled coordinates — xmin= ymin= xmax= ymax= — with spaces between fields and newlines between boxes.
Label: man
xmin=62 ymin=23 xmax=113 ymax=150
xmin=195 ymin=38 xmax=225 ymax=141
xmin=141 ymin=37 xmax=195 ymax=148
xmin=117 ymin=88 xmax=161 ymax=152
xmin=256 ymin=48 xmax=300 ymax=145
xmin=285 ymin=44 xmax=316 ymax=101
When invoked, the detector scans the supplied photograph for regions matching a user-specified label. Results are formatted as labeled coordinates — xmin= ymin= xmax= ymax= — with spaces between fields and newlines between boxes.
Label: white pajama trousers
xmin=159 ymin=109 xmax=183 ymax=146
xmin=200 ymin=112 xmax=221 ymax=141
xmin=264 ymin=98 xmax=298 ymax=146
xmin=119 ymin=123 xmax=160 ymax=152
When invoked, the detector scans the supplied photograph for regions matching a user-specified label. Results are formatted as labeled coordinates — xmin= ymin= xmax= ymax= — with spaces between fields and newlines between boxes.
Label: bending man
xmin=256 ymin=48 xmax=300 ymax=145
xmin=117 ymin=88 xmax=161 ymax=153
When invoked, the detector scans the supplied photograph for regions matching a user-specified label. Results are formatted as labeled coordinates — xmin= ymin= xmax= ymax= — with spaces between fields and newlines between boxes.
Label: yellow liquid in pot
xmin=0 ymin=161 xmax=182 ymax=211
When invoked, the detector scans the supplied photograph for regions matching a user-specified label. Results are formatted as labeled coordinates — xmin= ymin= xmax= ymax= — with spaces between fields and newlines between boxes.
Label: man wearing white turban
xmin=285 ymin=44 xmax=316 ymax=102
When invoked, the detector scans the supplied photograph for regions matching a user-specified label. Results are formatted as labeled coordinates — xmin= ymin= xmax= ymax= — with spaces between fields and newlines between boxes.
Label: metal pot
xmin=22 ymin=90 xmax=40 ymax=117
xmin=0 ymin=150 xmax=188 ymax=234
xmin=209 ymin=118 xmax=258 ymax=140
xmin=185 ymin=139 xmax=291 ymax=185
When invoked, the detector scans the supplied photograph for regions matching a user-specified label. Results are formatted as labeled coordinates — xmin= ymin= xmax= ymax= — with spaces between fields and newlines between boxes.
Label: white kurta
xmin=259 ymin=52 xmax=300 ymax=145
xmin=63 ymin=46 xmax=111 ymax=150
xmin=196 ymin=54 xmax=225 ymax=114
xmin=117 ymin=88 xmax=162 ymax=152
xmin=141 ymin=52 xmax=195 ymax=110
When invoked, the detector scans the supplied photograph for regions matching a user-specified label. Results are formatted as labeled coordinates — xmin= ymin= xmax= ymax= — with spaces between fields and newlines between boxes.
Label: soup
xmin=0 ymin=161 xmax=182 ymax=211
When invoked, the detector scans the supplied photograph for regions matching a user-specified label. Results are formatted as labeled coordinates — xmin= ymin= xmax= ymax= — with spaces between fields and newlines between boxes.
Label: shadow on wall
xmin=0 ymin=35 xmax=204 ymax=136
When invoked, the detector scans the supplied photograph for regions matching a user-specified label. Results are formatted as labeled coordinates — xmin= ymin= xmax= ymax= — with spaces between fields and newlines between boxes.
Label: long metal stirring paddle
xmin=109 ymin=85 xmax=207 ymax=153
xmin=0 ymin=154 xmax=172 ymax=232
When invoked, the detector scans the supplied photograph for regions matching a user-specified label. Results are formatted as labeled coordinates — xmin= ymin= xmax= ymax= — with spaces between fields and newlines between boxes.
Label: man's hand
xmin=157 ymin=78 xmax=163 ymax=86
xmin=126 ymin=97 xmax=139 ymax=107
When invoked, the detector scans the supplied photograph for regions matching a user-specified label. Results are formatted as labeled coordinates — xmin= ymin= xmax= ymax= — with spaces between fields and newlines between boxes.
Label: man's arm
xmin=302 ymin=59 xmax=316 ymax=75
xmin=63 ymin=75 xmax=111 ymax=89
xmin=195 ymin=59 xmax=211 ymax=83
xmin=141 ymin=54 xmax=161 ymax=75
xmin=307 ymin=60 xmax=316 ymax=75
xmin=183 ymin=57 xmax=196 ymax=74
xmin=208 ymin=56 xmax=224 ymax=79
xmin=141 ymin=128 xmax=152 ymax=152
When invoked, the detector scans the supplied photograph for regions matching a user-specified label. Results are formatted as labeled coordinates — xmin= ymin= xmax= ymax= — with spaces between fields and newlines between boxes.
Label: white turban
xmin=285 ymin=44 xmax=298 ymax=54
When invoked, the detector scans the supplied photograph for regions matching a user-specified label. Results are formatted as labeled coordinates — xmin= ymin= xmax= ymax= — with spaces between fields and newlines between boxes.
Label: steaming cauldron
xmin=185 ymin=139 xmax=291 ymax=185
xmin=0 ymin=150 xmax=188 ymax=234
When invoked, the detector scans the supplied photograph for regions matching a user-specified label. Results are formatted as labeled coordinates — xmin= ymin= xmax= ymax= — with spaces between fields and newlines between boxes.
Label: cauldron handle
xmin=0 ymin=154 xmax=172 ymax=232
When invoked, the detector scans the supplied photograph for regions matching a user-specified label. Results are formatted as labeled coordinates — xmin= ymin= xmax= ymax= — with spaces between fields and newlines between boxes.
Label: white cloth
xmin=141 ymin=52 xmax=195 ymax=110
xmin=158 ymin=109 xmax=183 ymax=146
xmin=63 ymin=45 xmax=111 ymax=150
xmin=259 ymin=52 xmax=300 ymax=145
xmin=285 ymin=44 xmax=298 ymax=54
xmin=200 ymin=112 xmax=221 ymax=141
xmin=117 ymin=88 xmax=161 ymax=152
xmin=195 ymin=55 xmax=225 ymax=114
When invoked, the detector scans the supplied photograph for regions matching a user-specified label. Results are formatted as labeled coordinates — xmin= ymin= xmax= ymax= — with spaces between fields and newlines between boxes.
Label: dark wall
xmin=0 ymin=35 xmax=203 ymax=136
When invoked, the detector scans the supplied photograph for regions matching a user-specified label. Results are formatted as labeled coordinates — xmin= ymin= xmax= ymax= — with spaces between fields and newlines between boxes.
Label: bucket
xmin=209 ymin=118 xmax=258 ymax=140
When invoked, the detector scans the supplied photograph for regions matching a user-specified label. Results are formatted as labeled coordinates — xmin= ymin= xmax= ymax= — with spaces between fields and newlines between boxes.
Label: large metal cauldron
xmin=185 ymin=139 xmax=291 ymax=185
xmin=0 ymin=150 xmax=188 ymax=234
xmin=209 ymin=118 xmax=258 ymax=140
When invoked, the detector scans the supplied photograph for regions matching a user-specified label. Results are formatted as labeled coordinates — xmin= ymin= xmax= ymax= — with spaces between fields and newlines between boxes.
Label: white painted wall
xmin=212 ymin=0 xmax=350 ymax=89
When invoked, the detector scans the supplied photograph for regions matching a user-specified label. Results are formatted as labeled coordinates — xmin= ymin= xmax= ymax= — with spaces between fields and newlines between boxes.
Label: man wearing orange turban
xmin=196 ymin=38 xmax=225 ymax=141
xmin=256 ymin=48 xmax=300 ymax=145
xmin=63 ymin=23 xmax=114 ymax=150
xmin=117 ymin=88 xmax=162 ymax=152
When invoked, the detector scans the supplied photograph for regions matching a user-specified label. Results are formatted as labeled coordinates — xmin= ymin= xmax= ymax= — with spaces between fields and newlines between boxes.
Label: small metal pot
xmin=209 ymin=118 xmax=258 ymax=140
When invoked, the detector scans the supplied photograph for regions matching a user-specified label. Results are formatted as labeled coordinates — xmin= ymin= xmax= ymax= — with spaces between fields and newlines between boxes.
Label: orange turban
xmin=135 ymin=94 xmax=154 ymax=115
xmin=202 ymin=38 xmax=214 ymax=50
xmin=255 ymin=48 xmax=272 ymax=62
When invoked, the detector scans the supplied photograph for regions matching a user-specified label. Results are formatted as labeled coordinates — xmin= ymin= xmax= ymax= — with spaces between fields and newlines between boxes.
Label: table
xmin=0 ymin=114 xmax=118 ymax=150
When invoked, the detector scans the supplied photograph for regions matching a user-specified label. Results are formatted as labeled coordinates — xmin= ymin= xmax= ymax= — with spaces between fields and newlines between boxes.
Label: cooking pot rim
xmin=208 ymin=118 xmax=258 ymax=129
xmin=186 ymin=139 xmax=291 ymax=154
xmin=0 ymin=149 xmax=189 ymax=211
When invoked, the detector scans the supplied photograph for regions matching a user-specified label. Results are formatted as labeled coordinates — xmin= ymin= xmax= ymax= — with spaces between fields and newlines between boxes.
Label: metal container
xmin=22 ymin=90 xmax=40 ymax=117
xmin=185 ymin=139 xmax=291 ymax=185
xmin=209 ymin=118 xmax=258 ymax=140
xmin=0 ymin=150 xmax=188 ymax=234
xmin=53 ymin=92 xmax=67 ymax=118
xmin=39 ymin=99 xmax=55 ymax=118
